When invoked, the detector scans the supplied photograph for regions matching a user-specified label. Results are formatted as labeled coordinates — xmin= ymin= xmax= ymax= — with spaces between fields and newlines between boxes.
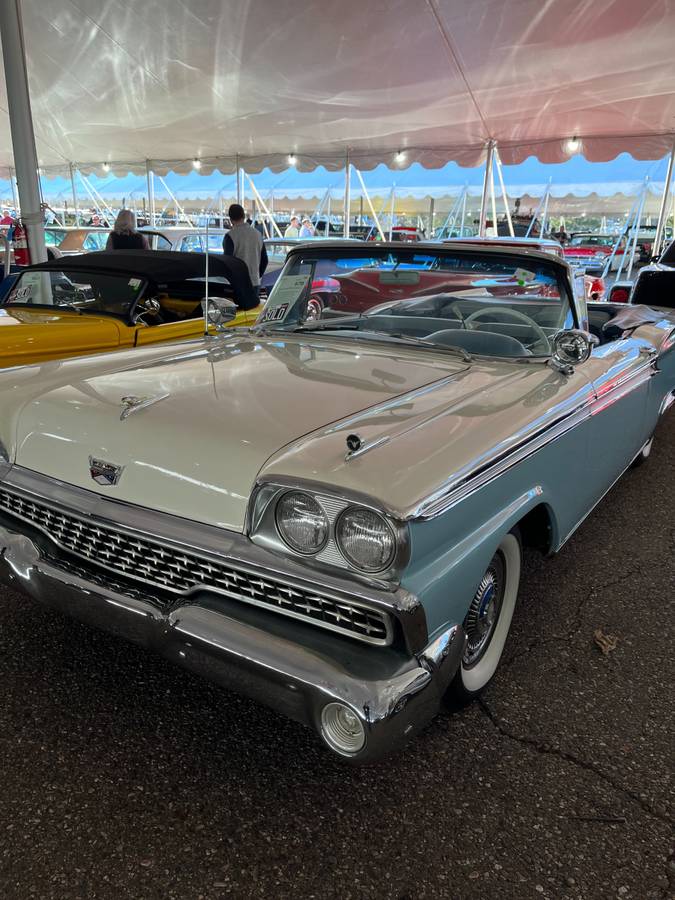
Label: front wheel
xmin=447 ymin=530 xmax=522 ymax=706
xmin=305 ymin=296 xmax=324 ymax=321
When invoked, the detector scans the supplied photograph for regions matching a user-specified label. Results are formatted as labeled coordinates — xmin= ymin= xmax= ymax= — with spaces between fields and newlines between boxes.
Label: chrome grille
xmin=0 ymin=487 xmax=392 ymax=645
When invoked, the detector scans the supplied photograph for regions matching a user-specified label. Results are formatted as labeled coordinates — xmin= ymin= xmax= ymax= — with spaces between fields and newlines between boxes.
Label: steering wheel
xmin=464 ymin=306 xmax=550 ymax=354
xmin=133 ymin=297 xmax=165 ymax=326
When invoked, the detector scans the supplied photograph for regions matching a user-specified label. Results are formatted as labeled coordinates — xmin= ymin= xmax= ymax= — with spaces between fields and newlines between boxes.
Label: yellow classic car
xmin=0 ymin=250 xmax=262 ymax=369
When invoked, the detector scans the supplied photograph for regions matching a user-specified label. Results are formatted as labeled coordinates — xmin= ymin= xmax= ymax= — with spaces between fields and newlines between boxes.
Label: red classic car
xmin=446 ymin=237 xmax=605 ymax=302
xmin=564 ymin=233 xmax=636 ymax=274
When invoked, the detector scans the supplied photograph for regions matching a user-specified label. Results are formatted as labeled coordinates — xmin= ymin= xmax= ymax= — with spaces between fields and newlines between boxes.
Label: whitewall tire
xmin=631 ymin=436 xmax=653 ymax=468
xmin=448 ymin=530 xmax=522 ymax=705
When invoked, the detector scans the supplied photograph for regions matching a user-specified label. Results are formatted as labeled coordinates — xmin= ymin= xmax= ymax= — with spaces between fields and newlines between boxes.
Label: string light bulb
xmin=102 ymin=162 xmax=111 ymax=172
xmin=288 ymin=153 xmax=297 ymax=166
xmin=192 ymin=158 xmax=202 ymax=170
xmin=395 ymin=150 xmax=406 ymax=164
xmin=566 ymin=136 xmax=581 ymax=154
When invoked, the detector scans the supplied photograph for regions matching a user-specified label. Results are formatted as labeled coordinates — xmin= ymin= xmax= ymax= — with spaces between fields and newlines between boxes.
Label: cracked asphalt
xmin=0 ymin=415 xmax=673 ymax=900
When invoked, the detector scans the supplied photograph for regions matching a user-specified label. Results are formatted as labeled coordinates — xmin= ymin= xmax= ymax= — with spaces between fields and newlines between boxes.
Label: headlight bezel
xmin=247 ymin=479 xmax=409 ymax=582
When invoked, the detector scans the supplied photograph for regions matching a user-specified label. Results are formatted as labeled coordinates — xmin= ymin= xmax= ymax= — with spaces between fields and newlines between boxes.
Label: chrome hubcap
xmin=463 ymin=552 xmax=505 ymax=667
xmin=305 ymin=297 xmax=322 ymax=321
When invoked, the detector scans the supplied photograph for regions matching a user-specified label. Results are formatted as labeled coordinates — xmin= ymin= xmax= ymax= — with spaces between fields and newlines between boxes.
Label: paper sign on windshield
xmin=513 ymin=267 xmax=536 ymax=285
xmin=258 ymin=275 xmax=310 ymax=324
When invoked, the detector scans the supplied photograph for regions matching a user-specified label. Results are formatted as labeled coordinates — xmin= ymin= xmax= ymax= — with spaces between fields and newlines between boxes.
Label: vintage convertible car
xmin=564 ymin=232 xmax=636 ymax=274
xmin=0 ymin=242 xmax=673 ymax=762
xmin=0 ymin=250 xmax=260 ymax=368
xmin=607 ymin=239 xmax=675 ymax=308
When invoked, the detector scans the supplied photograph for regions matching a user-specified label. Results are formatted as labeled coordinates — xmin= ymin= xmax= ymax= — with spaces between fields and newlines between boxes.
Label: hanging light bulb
xmin=566 ymin=136 xmax=581 ymax=154
xmin=192 ymin=158 xmax=202 ymax=170
xmin=395 ymin=150 xmax=406 ymax=164
xmin=102 ymin=162 xmax=111 ymax=172
xmin=288 ymin=153 xmax=297 ymax=166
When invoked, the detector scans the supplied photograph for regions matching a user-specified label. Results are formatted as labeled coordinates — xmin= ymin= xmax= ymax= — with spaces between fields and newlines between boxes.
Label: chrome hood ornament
xmin=89 ymin=457 xmax=124 ymax=486
xmin=119 ymin=393 xmax=170 ymax=421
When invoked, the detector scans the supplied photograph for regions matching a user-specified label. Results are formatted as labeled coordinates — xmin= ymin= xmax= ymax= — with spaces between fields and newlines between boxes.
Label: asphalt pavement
xmin=0 ymin=415 xmax=673 ymax=900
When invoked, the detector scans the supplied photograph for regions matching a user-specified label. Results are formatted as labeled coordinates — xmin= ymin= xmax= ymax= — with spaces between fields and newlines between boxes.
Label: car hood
xmin=0 ymin=307 xmax=123 ymax=366
xmin=7 ymin=333 xmax=471 ymax=531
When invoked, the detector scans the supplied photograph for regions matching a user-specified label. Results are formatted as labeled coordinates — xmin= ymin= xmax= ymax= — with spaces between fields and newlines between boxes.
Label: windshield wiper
xmin=56 ymin=302 xmax=84 ymax=314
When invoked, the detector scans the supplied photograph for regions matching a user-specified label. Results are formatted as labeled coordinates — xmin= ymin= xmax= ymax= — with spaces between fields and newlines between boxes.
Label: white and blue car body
xmin=0 ymin=242 xmax=673 ymax=760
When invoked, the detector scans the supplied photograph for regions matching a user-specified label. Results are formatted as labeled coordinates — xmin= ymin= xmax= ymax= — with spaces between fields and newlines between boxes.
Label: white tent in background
xmin=1 ymin=0 xmax=674 ymax=253
xmin=0 ymin=0 xmax=673 ymax=176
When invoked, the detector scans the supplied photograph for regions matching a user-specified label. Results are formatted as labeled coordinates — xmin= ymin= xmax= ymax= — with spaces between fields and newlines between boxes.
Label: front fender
xmin=402 ymin=486 xmax=555 ymax=638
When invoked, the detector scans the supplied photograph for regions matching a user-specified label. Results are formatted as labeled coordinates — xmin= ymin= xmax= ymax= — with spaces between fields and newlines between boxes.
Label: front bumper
xmin=0 ymin=518 xmax=464 ymax=763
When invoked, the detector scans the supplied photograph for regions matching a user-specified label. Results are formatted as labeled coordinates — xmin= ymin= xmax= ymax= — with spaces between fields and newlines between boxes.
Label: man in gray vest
xmin=223 ymin=204 xmax=268 ymax=297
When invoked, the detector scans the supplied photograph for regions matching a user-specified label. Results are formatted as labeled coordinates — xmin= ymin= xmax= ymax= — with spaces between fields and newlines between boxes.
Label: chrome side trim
xmin=590 ymin=365 xmax=655 ymax=415
xmin=409 ymin=401 xmax=592 ymax=520
xmin=409 ymin=359 xmax=657 ymax=522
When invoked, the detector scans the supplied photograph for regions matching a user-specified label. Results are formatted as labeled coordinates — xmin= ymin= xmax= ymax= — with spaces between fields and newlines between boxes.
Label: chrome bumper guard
xmin=0 ymin=466 xmax=463 ymax=760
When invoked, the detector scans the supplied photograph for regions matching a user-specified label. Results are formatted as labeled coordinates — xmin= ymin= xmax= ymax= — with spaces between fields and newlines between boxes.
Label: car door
xmin=584 ymin=336 xmax=655 ymax=493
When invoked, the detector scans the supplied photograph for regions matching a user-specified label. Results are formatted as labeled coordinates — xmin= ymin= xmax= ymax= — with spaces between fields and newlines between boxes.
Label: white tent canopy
xmin=1 ymin=0 xmax=674 ymax=177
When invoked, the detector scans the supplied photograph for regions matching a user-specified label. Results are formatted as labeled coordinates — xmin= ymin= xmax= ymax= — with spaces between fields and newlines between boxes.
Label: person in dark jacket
xmin=223 ymin=204 xmax=268 ymax=296
xmin=106 ymin=209 xmax=150 ymax=250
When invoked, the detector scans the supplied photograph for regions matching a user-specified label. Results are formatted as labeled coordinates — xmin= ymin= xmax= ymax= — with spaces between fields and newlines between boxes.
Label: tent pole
xmin=69 ymin=164 xmax=79 ymax=226
xmin=478 ymin=140 xmax=495 ymax=238
xmin=388 ymin=186 xmax=395 ymax=241
xmin=625 ymin=178 xmax=648 ymax=281
xmin=490 ymin=160 xmax=498 ymax=237
xmin=326 ymin=194 xmax=331 ymax=236
xmin=157 ymin=175 xmax=194 ymax=227
xmin=653 ymin=141 xmax=675 ymax=259
xmin=494 ymin=149 xmax=514 ymax=237
xmin=0 ymin=0 xmax=47 ymax=262
xmin=343 ymin=150 xmax=351 ymax=237
xmin=145 ymin=160 xmax=155 ymax=226
xmin=525 ymin=182 xmax=549 ymax=238
xmin=460 ymin=187 xmax=467 ymax=237
xmin=601 ymin=194 xmax=640 ymax=280
xmin=235 ymin=155 xmax=241 ymax=205
xmin=540 ymin=187 xmax=551 ymax=236
xmin=353 ymin=167 xmax=385 ymax=241
xmin=428 ymin=197 xmax=434 ymax=237
xmin=77 ymin=171 xmax=116 ymax=224
xmin=246 ymin=174 xmax=282 ymax=237
xmin=359 ymin=195 xmax=363 ymax=226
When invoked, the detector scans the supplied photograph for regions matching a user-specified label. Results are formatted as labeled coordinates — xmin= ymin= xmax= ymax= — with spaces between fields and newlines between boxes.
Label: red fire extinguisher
xmin=12 ymin=221 xmax=31 ymax=266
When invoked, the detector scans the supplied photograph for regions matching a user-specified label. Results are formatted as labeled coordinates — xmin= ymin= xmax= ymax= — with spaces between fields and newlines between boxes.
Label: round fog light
xmin=320 ymin=702 xmax=366 ymax=755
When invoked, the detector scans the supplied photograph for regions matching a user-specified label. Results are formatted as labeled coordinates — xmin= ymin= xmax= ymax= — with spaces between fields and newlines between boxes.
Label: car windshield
xmin=569 ymin=235 xmax=616 ymax=247
xmin=255 ymin=247 xmax=576 ymax=359
xmin=5 ymin=269 xmax=146 ymax=318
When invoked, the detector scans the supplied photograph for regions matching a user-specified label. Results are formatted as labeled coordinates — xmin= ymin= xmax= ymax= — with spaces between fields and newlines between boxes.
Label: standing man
xmin=223 ymin=203 xmax=268 ymax=297
xmin=284 ymin=215 xmax=300 ymax=237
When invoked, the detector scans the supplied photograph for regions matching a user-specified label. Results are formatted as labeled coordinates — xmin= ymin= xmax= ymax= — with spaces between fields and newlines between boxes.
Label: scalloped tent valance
xmin=0 ymin=0 xmax=674 ymax=174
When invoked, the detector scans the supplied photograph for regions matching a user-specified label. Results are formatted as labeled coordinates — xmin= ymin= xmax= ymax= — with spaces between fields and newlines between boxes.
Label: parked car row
xmin=0 ymin=236 xmax=673 ymax=762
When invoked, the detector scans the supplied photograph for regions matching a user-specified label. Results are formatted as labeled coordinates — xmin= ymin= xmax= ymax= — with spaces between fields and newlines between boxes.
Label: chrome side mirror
xmin=201 ymin=297 xmax=238 ymax=331
xmin=550 ymin=329 xmax=599 ymax=375
xmin=133 ymin=297 xmax=161 ymax=324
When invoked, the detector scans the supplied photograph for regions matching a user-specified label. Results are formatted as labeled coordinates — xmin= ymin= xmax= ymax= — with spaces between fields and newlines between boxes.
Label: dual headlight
xmin=274 ymin=489 xmax=397 ymax=573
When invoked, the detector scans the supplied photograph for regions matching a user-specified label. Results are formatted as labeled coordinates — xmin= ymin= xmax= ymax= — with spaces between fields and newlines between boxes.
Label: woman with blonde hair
xmin=106 ymin=209 xmax=149 ymax=250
